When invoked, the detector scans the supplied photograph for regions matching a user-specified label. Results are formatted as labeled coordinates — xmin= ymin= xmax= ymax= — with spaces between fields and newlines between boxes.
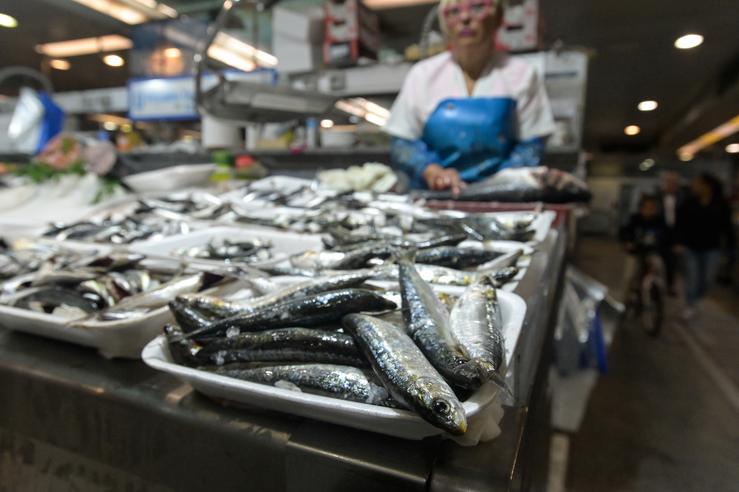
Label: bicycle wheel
xmin=640 ymin=282 xmax=664 ymax=337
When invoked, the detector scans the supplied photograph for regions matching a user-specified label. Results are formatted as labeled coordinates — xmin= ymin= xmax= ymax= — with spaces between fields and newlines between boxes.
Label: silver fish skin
xmin=396 ymin=250 xmax=482 ymax=390
xmin=178 ymin=270 xmax=373 ymax=319
xmin=186 ymin=288 xmax=397 ymax=340
xmin=342 ymin=314 xmax=467 ymax=435
xmin=415 ymin=247 xmax=502 ymax=269
xmin=208 ymin=364 xmax=395 ymax=406
xmin=195 ymin=327 xmax=367 ymax=367
xmin=476 ymin=249 xmax=523 ymax=272
xmin=448 ymin=275 xmax=506 ymax=386
xmin=489 ymin=266 xmax=519 ymax=288
xmin=374 ymin=264 xmax=476 ymax=286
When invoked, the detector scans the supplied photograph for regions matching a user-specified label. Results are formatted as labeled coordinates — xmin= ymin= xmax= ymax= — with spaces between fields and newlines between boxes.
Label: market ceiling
xmin=0 ymin=0 xmax=737 ymax=157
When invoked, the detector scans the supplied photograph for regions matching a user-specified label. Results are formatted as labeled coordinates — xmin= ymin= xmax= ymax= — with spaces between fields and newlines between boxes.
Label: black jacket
xmin=620 ymin=214 xmax=668 ymax=254
xmin=676 ymin=196 xmax=735 ymax=252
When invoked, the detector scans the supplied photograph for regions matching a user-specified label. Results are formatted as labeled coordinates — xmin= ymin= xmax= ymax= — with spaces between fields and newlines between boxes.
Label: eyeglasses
xmin=442 ymin=0 xmax=496 ymax=23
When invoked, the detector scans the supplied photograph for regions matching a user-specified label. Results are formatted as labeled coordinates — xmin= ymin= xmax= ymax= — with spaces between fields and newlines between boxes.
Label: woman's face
xmin=442 ymin=0 xmax=501 ymax=49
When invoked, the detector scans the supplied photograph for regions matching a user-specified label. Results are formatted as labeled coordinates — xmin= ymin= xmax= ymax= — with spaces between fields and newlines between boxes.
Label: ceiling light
xmin=103 ymin=54 xmax=125 ymax=67
xmin=726 ymin=143 xmax=739 ymax=154
xmin=0 ymin=13 xmax=18 ymax=28
xmin=163 ymin=47 xmax=181 ymax=59
xmin=624 ymin=125 xmax=641 ymax=136
xmin=320 ymin=119 xmax=334 ymax=129
xmin=103 ymin=121 xmax=118 ymax=131
xmin=49 ymin=59 xmax=71 ymax=71
xmin=678 ymin=152 xmax=693 ymax=162
xmin=90 ymin=113 xmax=130 ymax=126
xmin=638 ymin=100 xmax=658 ymax=112
xmin=36 ymin=35 xmax=132 ymax=58
xmin=213 ymin=32 xmax=277 ymax=68
xmin=71 ymin=0 xmax=177 ymax=25
xmin=678 ymin=114 xmax=739 ymax=156
xmin=335 ymin=98 xmax=390 ymax=127
xmin=639 ymin=158 xmax=656 ymax=171
xmin=675 ymin=33 xmax=703 ymax=50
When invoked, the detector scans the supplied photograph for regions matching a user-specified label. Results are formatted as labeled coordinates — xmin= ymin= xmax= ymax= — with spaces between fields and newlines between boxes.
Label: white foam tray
xmin=142 ymin=289 xmax=526 ymax=443
xmin=122 ymin=164 xmax=217 ymax=193
xmin=129 ymin=226 xmax=325 ymax=267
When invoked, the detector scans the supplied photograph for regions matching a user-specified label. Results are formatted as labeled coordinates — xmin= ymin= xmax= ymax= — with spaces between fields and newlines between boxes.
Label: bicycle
xmin=623 ymin=251 xmax=665 ymax=337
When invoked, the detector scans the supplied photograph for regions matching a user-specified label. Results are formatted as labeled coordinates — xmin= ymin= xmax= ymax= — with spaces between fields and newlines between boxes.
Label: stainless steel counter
xmin=0 ymin=227 xmax=567 ymax=492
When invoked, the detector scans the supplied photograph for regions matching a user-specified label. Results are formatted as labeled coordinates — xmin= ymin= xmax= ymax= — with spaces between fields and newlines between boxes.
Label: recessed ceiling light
xmin=163 ymin=47 xmax=181 ymax=59
xmin=320 ymin=119 xmax=334 ymax=129
xmin=638 ymin=100 xmax=658 ymax=112
xmin=675 ymin=33 xmax=704 ymax=50
xmin=49 ymin=59 xmax=71 ymax=71
xmin=678 ymin=152 xmax=693 ymax=162
xmin=726 ymin=143 xmax=739 ymax=154
xmin=103 ymin=121 xmax=118 ymax=131
xmin=0 ymin=13 xmax=17 ymax=28
xmin=103 ymin=54 xmax=125 ymax=67
xmin=625 ymin=125 xmax=641 ymax=136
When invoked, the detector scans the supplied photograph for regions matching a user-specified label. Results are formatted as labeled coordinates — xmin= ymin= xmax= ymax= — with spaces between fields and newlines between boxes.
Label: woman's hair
xmin=437 ymin=0 xmax=505 ymax=35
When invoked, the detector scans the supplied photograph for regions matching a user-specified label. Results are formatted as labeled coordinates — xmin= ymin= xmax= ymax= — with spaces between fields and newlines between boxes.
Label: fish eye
xmin=432 ymin=399 xmax=451 ymax=415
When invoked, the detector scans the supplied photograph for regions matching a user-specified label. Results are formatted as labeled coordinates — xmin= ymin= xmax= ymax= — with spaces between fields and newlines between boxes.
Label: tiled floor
xmin=564 ymin=236 xmax=739 ymax=492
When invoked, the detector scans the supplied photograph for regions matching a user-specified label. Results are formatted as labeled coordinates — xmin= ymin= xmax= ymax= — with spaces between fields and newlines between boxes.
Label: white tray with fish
xmin=141 ymin=288 xmax=526 ymax=443
xmin=439 ymin=210 xmax=556 ymax=243
xmin=129 ymin=226 xmax=325 ymax=267
xmin=0 ymin=262 xmax=238 ymax=359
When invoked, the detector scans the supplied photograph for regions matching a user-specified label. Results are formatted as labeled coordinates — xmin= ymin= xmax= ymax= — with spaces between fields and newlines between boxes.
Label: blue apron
xmin=420 ymin=97 xmax=517 ymax=183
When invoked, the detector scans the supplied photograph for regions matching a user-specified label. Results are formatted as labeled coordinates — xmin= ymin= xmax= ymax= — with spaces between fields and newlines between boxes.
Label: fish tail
xmin=473 ymin=360 xmax=512 ymax=398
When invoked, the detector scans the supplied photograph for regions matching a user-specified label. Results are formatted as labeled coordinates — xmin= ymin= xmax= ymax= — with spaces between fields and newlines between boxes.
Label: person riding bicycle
xmin=620 ymin=195 xmax=668 ymax=335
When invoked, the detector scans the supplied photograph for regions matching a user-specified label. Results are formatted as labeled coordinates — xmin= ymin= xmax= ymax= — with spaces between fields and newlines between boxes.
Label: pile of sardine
xmin=164 ymin=252 xmax=509 ymax=435
xmin=174 ymin=238 xmax=273 ymax=264
xmin=0 ymin=252 xmax=223 ymax=323
xmin=266 ymin=231 xmax=523 ymax=288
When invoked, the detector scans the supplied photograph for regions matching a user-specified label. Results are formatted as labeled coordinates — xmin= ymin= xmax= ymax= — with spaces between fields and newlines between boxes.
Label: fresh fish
xmin=415 ymin=247 xmax=502 ymax=269
xmin=178 ymin=270 xmax=374 ymax=319
xmin=186 ymin=289 xmax=397 ymax=340
xmin=169 ymin=298 xmax=215 ymax=333
xmin=290 ymin=243 xmax=394 ymax=271
xmin=192 ymin=328 xmax=366 ymax=367
xmin=373 ymin=264 xmax=476 ymax=287
xmin=207 ymin=364 xmax=397 ymax=407
xmin=78 ymin=279 xmax=116 ymax=308
xmin=31 ymin=268 xmax=98 ymax=287
xmin=342 ymin=314 xmax=467 ymax=435
xmin=82 ymin=253 xmax=146 ymax=271
xmin=77 ymin=272 xmax=222 ymax=323
xmin=448 ymin=275 xmax=506 ymax=388
xmin=13 ymin=287 xmax=100 ymax=313
xmin=489 ymin=266 xmax=519 ymax=287
xmin=396 ymin=250 xmax=481 ymax=390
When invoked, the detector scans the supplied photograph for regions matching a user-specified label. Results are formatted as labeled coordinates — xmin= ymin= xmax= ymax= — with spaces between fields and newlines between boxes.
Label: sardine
xmin=193 ymin=328 xmax=366 ymax=367
xmin=396 ymin=250 xmax=481 ymax=390
xmin=13 ymin=287 xmax=100 ymax=313
xmin=415 ymin=247 xmax=502 ymax=269
xmin=489 ymin=266 xmax=519 ymax=288
xmin=476 ymin=249 xmax=523 ymax=272
xmin=178 ymin=270 xmax=374 ymax=319
xmin=186 ymin=288 xmax=397 ymax=340
xmin=207 ymin=364 xmax=396 ymax=407
xmin=342 ymin=314 xmax=467 ymax=434
xmin=449 ymin=275 xmax=506 ymax=387
xmin=290 ymin=243 xmax=394 ymax=271
xmin=169 ymin=298 xmax=215 ymax=333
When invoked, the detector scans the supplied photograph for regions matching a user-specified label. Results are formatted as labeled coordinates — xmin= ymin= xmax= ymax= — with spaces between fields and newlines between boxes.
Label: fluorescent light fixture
xmin=677 ymin=114 xmax=739 ymax=156
xmin=726 ymin=143 xmax=739 ymax=154
xmin=71 ymin=0 xmax=177 ymax=25
xmin=49 ymin=59 xmax=71 ymax=70
xmin=0 ymin=13 xmax=18 ymax=28
xmin=336 ymin=97 xmax=390 ymax=126
xmin=103 ymin=54 xmax=125 ymax=67
xmin=638 ymin=100 xmax=658 ymax=112
xmin=207 ymin=44 xmax=256 ymax=72
xmin=36 ymin=35 xmax=132 ymax=58
xmin=320 ymin=119 xmax=334 ymax=129
xmin=675 ymin=33 xmax=703 ymax=50
xmin=624 ymin=125 xmax=641 ymax=136
xmin=213 ymin=32 xmax=277 ymax=68
xmin=163 ymin=47 xmax=181 ymax=59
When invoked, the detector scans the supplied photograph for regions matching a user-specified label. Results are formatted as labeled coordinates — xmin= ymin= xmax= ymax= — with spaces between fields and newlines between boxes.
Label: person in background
xmin=620 ymin=194 xmax=667 ymax=320
xmin=384 ymin=0 xmax=555 ymax=194
xmin=657 ymin=172 xmax=683 ymax=296
xmin=675 ymin=173 xmax=736 ymax=320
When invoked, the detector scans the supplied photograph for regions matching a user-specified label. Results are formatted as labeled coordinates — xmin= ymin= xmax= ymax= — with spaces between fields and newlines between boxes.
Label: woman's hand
xmin=423 ymin=164 xmax=467 ymax=195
